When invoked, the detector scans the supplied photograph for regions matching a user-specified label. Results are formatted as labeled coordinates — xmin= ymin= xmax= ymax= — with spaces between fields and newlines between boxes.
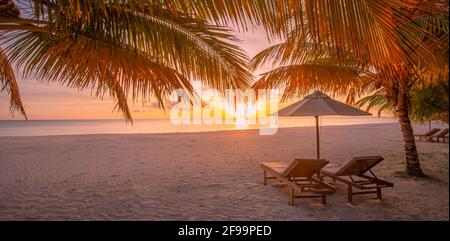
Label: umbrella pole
xmin=315 ymin=116 xmax=320 ymax=159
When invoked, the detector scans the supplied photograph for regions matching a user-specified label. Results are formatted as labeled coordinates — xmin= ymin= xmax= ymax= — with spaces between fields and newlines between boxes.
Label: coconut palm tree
xmin=1 ymin=0 xmax=283 ymax=122
xmin=251 ymin=0 xmax=448 ymax=177
xmin=356 ymin=79 xmax=449 ymax=124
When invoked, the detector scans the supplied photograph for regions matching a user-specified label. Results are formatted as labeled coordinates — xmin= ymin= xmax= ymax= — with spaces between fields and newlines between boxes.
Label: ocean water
xmin=0 ymin=117 xmax=398 ymax=137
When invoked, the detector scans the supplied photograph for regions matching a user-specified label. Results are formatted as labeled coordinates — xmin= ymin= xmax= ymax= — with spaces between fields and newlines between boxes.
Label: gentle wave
xmin=0 ymin=116 xmax=397 ymax=137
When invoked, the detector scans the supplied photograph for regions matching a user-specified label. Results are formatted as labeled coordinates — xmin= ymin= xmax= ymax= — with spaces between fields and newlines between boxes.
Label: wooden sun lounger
xmin=320 ymin=156 xmax=393 ymax=204
xmin=414 ymin=128 xmax=441 ymax=142
xmin=430 ymin=128 xmax=449 ymax=143
xmin=261 ymin=159 xmax=335 ymax=205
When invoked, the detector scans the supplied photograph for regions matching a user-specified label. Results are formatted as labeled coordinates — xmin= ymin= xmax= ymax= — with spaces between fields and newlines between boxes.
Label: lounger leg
xmin=347 ymin=185 xmax=353 ymax=204
xmin=263 ymin=170 xmax=267 ymax=185
xmin=321 ymin=194 xmax=326 ymax=205
xmin=377 ymin=187 xmax=382 ymax=200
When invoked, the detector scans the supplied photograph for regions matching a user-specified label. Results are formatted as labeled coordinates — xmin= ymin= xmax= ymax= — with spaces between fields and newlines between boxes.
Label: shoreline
xmin=1 ymin=120 xmax=426 ymax=138
xmin=0 ymin=116 xmax=404 ymax=137
xmin=0 ymin=121 xmax=397 ymax=138
xmin=1 ymin=121 xmax=446 ymax=139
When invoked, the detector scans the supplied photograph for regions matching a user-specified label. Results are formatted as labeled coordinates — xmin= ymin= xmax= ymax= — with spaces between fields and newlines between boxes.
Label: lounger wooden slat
xmin=320 ymin=156 xmax=393 ymax=204
xmin=430 ymin=128 xmax=449 ymax=143
xmin=261 ymin=159 xmax=335 ymax=205
xmin=414 ymin=128 xmax=441 ymax=142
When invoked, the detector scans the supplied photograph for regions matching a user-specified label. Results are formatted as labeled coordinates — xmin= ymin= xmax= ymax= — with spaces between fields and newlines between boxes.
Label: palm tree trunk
xmin=397 ymin=87 xmax=425 ymax=177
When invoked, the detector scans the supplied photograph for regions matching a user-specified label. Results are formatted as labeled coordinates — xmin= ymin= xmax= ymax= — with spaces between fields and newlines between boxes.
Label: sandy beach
xmin=0 ymin=123 xmax=448 ymax=220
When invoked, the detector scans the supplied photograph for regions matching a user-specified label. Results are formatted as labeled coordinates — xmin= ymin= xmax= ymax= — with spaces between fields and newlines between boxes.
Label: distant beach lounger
xmin=414 ymin=128 xmax=441 ymax=142
xmin=320 ymin=156 xmax=393 ymax=204
xmin=430 ymin=128 xmax=449 ymax=143
xmin=261 ymin=159 xmax=335 ymax=205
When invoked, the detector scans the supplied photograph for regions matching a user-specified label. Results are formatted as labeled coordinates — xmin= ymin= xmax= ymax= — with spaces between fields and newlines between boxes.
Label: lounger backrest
xmin=425 ymin=128 xmax=441 ymax=136
xmin=335 ymin=156 xmax=384 ymax=176
xmin=437 ymin=128 xmax=449 ymax=137
xmin=282 ymin=159 xmax=329 ymax=178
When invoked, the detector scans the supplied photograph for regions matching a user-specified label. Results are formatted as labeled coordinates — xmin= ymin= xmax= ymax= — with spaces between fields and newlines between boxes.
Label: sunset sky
xmin=0 ymin=27 xmax=277 ymax=120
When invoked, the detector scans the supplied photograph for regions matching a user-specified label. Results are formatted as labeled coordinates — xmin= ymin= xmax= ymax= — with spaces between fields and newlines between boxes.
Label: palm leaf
xmin=0 ymin=46 xmax=26 ymax=119
xmin=355 ymin=91 xmax=395 ymax=117
xmin=3 ymin=31 xmax=196 ymax=122
xmin=253 ymin=62 xmax=373 ymax=101
xmin=1 ymin=0 xmax=254 ymax=120
xmin=251 ymin=0 xmax=447 ymax=81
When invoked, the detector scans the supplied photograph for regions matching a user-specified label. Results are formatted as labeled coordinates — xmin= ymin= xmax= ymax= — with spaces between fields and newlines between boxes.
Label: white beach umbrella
xmin=276 ymin=90 xmax=371 ymax=159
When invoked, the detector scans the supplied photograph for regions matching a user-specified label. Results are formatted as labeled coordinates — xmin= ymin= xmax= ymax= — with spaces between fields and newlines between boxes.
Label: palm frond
xmin=251 ymin=28 xmax=368 ymax=71
xmin=411 ymin=13 xmax=449 ymax=85
xmin=253 ymin=62 xmax=372 ymax=101
xmin=37 ymin=2 xmax=252 ymax=90
xmin=251 ymin=0 xmax=447 ymax=81
xmin=3 ymin=30 xmax=198 ymax=121
xmin=1 ymin=0 xmax=254 ymax=120
xmin=356 ymin=81 xmax=449 ymax=123
xmin=29 ymin=0 xmax=284 ymax=36
xmin=409 ymin=81 xmax=449 ymax=123
xmin=355 ymin=91 xmax=395 ymax=116
xmin=0 ymin=46 xmax=26 ymax=119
